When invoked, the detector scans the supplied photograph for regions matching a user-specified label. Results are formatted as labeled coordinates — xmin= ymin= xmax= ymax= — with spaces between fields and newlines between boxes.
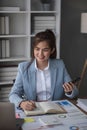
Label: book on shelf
xmin=34 ymin=20 xmax=55 ymax=24
xmin=0 ymin=71 xmax=17 ymax=77
xmin=34 ymin=26 xmax=55 ymax=30
xmin=4 ymin=16 xmax=9 ymax=35
xmin=0 ymin=16 xmax=9 ymax=35
xmin=0 ymin=97 xmax=9 ymax=102
xmin=0 ymin=66 xmax=18 ymax=72
xmin=0 ymin=87 xmax=10 ymax=102
xmin=5 ymin=40 xmax=10 ymax=57
xmin=33 ymin=16 xmax=56 ymax=34
xmin=1 ymin=39 xmax=10 ymax=58
xmin=0 ymin=89 xmax=11 ymax=94
xmin=34 ymin=16 xmax=55 ymax=21
xmin=1 ymin=40 xmax=6 ymax=58
xmin=24 ymin=101 xmax=66 ymax=116
xmin=1 ymin=86 xmax=12 ymax=91
xmin=34 ymin=23 xmax=55 ymax=27
xmin=0 ymin=41 xmax=2 ymax=58
xmin=0 ymin=93 xmax=9 ymax=98
xmin=0 ymin=7 xmax=20 ymax=11
xmin=0 ymin=16 xmax=5 ymax=34
xmin=77 ymin=98 xmax=87 ymax=112
xmin=0 ymin=75 xmax=16 ymax=81
xmin=34 ymin=27 xmax=55 ymax=32
xmin=34 ymin=29 xmax=55 ymax=34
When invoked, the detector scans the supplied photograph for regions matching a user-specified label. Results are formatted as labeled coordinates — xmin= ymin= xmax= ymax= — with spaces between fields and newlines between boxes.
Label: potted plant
xmin=40 ymin=0 xmax=51 ymax=4
xmin=40 ymin=0 xmax=51 ymax=11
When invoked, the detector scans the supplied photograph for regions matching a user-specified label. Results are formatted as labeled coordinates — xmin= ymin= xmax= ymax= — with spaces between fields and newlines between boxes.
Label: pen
xmin=29 ymin=100 xmax=36 ymax=108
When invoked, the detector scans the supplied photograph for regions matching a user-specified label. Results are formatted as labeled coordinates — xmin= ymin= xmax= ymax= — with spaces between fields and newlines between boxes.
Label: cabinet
xmin=0 ymin=0 xmax=61 ymax=101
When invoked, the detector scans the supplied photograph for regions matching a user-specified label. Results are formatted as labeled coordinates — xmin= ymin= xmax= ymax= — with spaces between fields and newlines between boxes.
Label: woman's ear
xmin=51 ymin=48 xmax=55 ymax=54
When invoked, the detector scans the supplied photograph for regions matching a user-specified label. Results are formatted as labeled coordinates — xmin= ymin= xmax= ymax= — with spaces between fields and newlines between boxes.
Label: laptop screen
xmin=0 ymin=102 xmax=17 ymax=130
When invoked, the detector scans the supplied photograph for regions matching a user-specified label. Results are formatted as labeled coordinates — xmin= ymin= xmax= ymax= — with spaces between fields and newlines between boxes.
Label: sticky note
xmin=24 ymin=117 xmax=35 ymax=123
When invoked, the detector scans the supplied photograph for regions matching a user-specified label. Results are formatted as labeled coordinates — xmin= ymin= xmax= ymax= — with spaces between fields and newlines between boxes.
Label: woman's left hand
xmin=63 ymin=82 xmax=74 ymax=93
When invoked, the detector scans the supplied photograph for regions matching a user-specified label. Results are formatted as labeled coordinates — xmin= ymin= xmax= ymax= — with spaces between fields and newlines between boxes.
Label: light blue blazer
xmin=9 ymin=59 xmax=79 ymax=107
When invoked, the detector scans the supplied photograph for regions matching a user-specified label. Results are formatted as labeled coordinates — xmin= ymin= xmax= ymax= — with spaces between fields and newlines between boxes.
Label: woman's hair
xmin=31 ymin=29 xmax=57 ymax=59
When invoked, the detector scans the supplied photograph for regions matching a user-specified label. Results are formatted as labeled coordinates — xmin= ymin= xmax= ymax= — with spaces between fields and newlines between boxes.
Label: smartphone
xmin=69 ymin=77 xmax=81 ymax=84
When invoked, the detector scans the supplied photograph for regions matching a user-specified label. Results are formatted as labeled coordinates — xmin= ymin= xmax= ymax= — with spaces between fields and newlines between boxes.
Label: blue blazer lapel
xmin=28 ymin=61 xmax=37 ymax=100
xmin=29 ymin=71 xmax=37 ymax=99
xmin=50 ymin=67 xmax=57 ymax=98
xmin=49 ymin=60 xmax=58 ymax=98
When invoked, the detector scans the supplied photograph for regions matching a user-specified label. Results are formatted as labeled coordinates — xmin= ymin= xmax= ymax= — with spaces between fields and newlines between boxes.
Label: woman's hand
xmin=19 ymin=100 xmax=36 ymax=111
xmin=63 ymin=82 xmax=74 ymax=93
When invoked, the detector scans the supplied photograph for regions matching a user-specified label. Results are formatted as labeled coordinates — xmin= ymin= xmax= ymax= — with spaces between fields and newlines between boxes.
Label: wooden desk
xmin=16 ymin=99 xmax=87 ymax=130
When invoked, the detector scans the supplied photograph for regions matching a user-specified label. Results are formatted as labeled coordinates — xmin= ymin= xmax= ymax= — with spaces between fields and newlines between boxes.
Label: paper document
xmin=39 ymin=115 xmax=62 ymax=126
xmin=77 ymin=98 xmax=87 ymax=112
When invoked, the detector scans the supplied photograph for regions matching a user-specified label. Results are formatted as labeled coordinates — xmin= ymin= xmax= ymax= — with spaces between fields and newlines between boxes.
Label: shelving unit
xmin=30 ymin=0 xmax=61 ymax=58
xmin=0 ymin=0 xmax=61 ymax=101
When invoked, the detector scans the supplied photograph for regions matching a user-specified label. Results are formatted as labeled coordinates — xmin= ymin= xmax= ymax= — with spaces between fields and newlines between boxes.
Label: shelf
xmin=0 ymin=35 xmax=29 ymax=38
xmin=0 ymin=11 xmax=29 ymax=14
xmin=0 ymin=57 xmax=29 ymax=62
xmin=31 ymin=11 xmax=57 ymax=14
xmin=0 ymin=0 xmax=61 ymax=86
xmin=0 ymin=81 xmax=13 ymax=85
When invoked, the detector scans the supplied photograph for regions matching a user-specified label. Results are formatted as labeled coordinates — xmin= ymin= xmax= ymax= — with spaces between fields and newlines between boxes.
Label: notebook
xmin=0 ymin=102 xmax=17 ymax=130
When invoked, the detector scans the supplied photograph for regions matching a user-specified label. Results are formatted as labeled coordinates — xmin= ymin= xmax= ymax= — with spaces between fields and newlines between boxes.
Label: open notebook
xmin=24 ymin=101 xmax=66 ymax=116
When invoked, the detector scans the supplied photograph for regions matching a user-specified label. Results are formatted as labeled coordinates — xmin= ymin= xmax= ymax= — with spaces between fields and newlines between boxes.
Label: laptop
xmin=0 ymin=102 xmax=17 ymax=130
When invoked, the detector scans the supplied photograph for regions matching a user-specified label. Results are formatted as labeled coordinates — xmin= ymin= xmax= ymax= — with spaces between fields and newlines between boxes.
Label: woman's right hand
xmin=19 ymin=100 xmax=36 ymax=111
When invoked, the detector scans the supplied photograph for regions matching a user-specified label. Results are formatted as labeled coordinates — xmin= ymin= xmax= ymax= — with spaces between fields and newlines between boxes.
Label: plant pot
xmin=43 ymin=3 xmax=50 ymax=11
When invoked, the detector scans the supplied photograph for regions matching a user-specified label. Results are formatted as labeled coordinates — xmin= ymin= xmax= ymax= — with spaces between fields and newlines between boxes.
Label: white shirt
xmin=35 ymin=60 xmax=51 ymax=101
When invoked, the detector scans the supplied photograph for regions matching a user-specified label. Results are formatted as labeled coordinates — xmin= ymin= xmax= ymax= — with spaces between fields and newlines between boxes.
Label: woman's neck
xmin=37 ymin=61 xmax=48 ymax=70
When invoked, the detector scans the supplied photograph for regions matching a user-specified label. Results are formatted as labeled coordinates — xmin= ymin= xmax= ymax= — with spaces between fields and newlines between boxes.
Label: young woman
xmin=9 ymin=29 xmax=79 ymax=111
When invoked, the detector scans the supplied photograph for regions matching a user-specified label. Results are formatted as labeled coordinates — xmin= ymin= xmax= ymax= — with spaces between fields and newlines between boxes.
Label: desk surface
xmin=16 ymin=99 xmax=87 ymax=130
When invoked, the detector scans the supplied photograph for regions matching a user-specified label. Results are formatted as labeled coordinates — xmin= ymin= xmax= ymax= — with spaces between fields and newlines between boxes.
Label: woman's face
xmin=34 ymin=41 xmax=53 ymax=63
